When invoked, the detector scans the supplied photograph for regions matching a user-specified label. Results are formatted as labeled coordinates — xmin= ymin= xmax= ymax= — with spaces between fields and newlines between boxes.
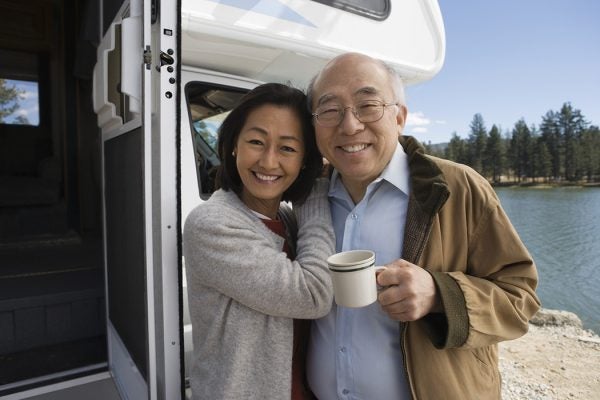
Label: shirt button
xmin=339 ymin=346 xmax=346 ymax=353
xmin=342 ymin=389 xmax=350 ymax=395
xmin=350 ymin=213 xmax=358 ymax=220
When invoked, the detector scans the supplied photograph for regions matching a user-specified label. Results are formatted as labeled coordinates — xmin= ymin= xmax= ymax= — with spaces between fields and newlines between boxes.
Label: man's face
xmin=311 ymin=54 xmax=407 ymax=199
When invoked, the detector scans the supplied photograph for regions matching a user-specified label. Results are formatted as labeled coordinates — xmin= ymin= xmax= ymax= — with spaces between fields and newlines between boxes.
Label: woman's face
xmin=234 ymin=104 xmax=305 ymax=219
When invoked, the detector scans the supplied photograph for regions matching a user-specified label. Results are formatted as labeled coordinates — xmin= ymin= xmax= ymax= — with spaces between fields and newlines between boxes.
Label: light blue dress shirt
xmin=307 ymin=144 xmax=412 ymax=400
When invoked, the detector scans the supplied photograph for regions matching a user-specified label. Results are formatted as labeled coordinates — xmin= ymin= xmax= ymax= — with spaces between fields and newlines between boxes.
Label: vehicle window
xmin=185 ymin=82 xmax=249 ymax=197
xmin=311 ymin=0 xmax=390 ymax=20
xmin=0 ymin=79 xmax=40 ymax=126
xmin=1 ymin=49 xmax=41 ymax=126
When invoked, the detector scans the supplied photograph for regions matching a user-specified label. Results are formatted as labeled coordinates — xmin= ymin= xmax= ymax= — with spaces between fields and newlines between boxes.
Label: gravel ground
xmin=499 ymin=310 xmax=600 ymax=400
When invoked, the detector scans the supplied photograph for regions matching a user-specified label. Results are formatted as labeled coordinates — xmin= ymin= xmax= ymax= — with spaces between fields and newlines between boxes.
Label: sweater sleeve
xmin=183 ymin=184 xmax=334 ymax=319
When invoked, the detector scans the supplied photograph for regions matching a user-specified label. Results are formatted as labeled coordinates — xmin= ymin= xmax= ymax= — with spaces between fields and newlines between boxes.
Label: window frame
xmin=183 ymin=80 xmax=250 ymax=198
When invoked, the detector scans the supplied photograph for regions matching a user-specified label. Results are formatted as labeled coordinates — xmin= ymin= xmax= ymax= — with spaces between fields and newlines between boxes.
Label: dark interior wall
xmin=0 ymin=0 xmax=104 ymax=236
xmin=103 ymin=0 xmax=126 ymax=36
xmin=0 ymin=125 xmax=51 ymax=176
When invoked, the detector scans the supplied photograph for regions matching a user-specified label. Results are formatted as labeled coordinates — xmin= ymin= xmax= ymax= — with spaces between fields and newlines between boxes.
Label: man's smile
xmin=339 ymin=143 xmax=371 ymax=153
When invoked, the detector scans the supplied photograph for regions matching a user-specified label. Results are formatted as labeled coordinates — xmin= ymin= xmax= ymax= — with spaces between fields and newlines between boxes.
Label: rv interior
xmin=0 ymin=0 xmax=117 ymax=396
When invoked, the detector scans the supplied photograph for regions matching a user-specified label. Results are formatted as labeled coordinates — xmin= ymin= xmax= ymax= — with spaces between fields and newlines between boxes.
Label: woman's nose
xmin=259 ymin=147 xmax=278 ymax=169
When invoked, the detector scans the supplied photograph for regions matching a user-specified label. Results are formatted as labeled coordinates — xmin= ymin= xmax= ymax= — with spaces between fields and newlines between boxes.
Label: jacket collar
xmin=399 ymin=136 xmax=450 ymax=264
xmin=400 ymin=136 xmax=450 ymax=216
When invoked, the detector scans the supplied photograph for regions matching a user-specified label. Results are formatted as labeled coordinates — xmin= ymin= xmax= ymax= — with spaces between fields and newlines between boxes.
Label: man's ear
xmin=396 ymin=104 xmax=408 ymax=129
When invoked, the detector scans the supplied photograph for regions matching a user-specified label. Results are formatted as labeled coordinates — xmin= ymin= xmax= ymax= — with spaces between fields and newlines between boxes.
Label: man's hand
xmin=376 ymin=259 xmax=441 ymax=321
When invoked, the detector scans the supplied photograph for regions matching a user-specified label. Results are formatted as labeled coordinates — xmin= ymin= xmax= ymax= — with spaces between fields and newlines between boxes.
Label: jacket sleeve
xmin=424 ymin=173 xmax=541 ymax=349
xmin=183 ymin=180 xmax=334 ymax=319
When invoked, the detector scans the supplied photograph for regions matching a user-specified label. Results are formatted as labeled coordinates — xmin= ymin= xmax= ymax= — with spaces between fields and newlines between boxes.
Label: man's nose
xmin=339 ymin=107 xmax=363 ymax=135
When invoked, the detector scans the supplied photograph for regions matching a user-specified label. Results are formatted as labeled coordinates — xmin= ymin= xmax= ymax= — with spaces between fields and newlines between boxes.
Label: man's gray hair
xmin=306 ymin=56 xmax=406 ymax=111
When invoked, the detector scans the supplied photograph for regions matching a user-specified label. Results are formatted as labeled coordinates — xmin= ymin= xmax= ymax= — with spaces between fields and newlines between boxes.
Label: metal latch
xmin=143 ymin=46 xmax=152 ymax=70
xmin=160 ymin=51 xmax=175 ymax=67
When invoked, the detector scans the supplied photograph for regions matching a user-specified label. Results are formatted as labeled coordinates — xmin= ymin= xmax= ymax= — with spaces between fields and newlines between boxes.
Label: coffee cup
xmin=327 ymin=250 xmax=384 ymax=308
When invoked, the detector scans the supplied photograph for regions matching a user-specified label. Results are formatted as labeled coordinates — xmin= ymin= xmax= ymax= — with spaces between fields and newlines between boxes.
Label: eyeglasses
xmin=312 ymin=100 xmax=398 ymax=127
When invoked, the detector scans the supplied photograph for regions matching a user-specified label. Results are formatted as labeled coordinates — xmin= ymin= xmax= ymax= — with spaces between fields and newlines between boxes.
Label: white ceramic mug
xmin=327 ymin=250 xmax=384 ymax=308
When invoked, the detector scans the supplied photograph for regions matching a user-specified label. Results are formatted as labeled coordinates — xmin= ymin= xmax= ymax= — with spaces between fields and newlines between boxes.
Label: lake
xmin=494 ymin=187 xmax=600 ymax=335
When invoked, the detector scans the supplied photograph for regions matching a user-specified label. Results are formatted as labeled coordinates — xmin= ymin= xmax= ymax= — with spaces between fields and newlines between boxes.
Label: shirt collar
xmin=329 ymin=142 xmax=410 ymax=199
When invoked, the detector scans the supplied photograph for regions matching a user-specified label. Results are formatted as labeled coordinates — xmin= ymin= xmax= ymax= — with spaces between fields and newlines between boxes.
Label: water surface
xmin=495 ymin=187 xmax=600 ymax=334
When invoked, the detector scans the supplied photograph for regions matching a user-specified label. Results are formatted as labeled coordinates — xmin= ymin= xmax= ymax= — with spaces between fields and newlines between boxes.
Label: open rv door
xmin=93 ymin=0 xmax=181 ymax=398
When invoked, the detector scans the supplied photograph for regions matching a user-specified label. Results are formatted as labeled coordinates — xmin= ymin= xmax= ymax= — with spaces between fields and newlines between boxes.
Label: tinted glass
xmin=0 ymin=79 xmax=40 ymax=126
xmin=185 ymin=82 xmax=249 ymax=196
xmin=311 ymin=0 xmax=390 ymax=20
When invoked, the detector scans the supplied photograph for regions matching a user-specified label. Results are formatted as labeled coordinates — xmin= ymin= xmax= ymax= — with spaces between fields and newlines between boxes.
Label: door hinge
xmin=143 ymin=46 xmax=152 ymax=69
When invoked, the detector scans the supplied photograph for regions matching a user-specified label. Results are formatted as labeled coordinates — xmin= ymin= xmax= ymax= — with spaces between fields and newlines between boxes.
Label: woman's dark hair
xmin=216 ymin=82 xmax=322 ymax=204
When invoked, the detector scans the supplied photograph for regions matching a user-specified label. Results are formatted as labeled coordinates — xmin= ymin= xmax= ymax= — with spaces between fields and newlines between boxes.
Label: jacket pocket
xmin=470 ymin=346 xmax=499 ymax=384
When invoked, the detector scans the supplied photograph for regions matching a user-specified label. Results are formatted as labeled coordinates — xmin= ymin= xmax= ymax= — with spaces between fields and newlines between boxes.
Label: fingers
xmin=377 ymin=284 xmax=422 ymax=322
xmin=376 ymin=259 xmax=439 ymax=321
xmin=376 ymin=259 xmax=412 ymax=287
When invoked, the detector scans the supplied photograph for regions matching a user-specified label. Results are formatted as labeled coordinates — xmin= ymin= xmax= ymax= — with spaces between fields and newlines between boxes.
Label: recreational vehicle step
xmin=0 ymin=267 xmax=105 ymax=356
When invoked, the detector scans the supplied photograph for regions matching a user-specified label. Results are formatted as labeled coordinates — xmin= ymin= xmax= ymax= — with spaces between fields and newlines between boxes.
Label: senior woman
xmin=183 ymin=83 xmax=334 ymax=399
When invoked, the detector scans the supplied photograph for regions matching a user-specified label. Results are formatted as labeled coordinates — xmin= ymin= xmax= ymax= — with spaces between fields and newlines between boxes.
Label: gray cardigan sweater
xmin=183 ymin=179 xmax=334 ymax=399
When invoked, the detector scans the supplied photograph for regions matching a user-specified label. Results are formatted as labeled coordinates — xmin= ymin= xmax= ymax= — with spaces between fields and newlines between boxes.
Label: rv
xmin=0 ymin=0 xmax=445 ymax=398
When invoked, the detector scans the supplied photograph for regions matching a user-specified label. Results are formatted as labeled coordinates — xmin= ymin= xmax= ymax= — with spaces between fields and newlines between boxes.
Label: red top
xmin=260 ymin=218 xmax=312 ymax=400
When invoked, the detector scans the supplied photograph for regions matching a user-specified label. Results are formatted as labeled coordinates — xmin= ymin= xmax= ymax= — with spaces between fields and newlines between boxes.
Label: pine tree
xmin=579 ymin=125 xmax=600 ymax=182
xmin=509 ymin=119 xmax=532 ymax=182
xmin=445 ymin=132 xmax=468 ymax=164
xmin=484 ymin=124 xmax=504 ymax=182
xmin=0 ymin=79 xmax=23 ymax=122
xmin=468 ymin=113 xmax=487 ymax=173
xmin=557 ymin=103 xmax=588 ymax=181
xmin=532 ymin=138 xmax=552 ymax=182
xmin=540 ymin=110 xmax=561 ymax=180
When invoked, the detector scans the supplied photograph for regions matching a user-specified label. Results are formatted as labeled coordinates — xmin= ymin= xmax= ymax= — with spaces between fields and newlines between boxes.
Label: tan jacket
xmin=399 ymin=136 xmax=540 ymax=399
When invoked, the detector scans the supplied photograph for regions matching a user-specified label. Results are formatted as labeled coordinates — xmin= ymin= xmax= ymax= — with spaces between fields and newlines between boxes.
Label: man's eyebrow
xmin=316 ymin=86 xmax=381 ymax=107
xmin=315 ymin=94 xmax=337 ymax=107
xmin=355 ymin=86 xmax=380 ymax=96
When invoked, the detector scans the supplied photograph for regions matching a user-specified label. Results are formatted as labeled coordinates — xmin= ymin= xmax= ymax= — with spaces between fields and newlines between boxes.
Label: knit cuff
xmin=423 ymin=271 xmax=469 ymax=349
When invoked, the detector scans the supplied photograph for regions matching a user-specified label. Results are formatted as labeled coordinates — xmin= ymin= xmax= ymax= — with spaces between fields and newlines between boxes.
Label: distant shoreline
xmin=491 ymin=181 xmax=600 ymax=188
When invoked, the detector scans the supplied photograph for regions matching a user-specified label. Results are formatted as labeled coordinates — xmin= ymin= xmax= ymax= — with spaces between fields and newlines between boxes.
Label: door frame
xmin=95 ymin=0 xmax=181 ymax=398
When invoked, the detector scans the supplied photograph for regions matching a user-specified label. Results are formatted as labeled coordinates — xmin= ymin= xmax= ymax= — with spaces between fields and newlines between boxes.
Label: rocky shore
xmin=499 ymin=308 xmax=600 ymax=399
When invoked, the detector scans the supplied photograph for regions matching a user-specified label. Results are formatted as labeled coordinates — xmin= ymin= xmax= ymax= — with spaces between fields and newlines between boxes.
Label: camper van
xmin=0 ymin=0 xmax=445 ymax=398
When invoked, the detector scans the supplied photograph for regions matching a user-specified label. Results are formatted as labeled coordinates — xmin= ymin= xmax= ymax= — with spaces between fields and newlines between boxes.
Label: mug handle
xmin=375 ymin=266 xmax=386 ymax=291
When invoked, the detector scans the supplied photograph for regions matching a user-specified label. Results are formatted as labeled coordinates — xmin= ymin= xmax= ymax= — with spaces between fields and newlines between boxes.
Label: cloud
xmin=405 ymin=112 xmax=450 ymax=137
xmin=406 ymin=111 xmax=430 ymax=127
xmin=21 ymin=90 xmax=37 ymax=100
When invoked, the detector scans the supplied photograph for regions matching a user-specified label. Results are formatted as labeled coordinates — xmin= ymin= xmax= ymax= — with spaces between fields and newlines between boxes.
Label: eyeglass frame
xmin=311 ymin=100 xmax=399 ymax=127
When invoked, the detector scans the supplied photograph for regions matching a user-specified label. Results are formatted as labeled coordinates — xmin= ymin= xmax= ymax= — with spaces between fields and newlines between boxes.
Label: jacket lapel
xmin=399 ymin=136 xmax=450 ymax=264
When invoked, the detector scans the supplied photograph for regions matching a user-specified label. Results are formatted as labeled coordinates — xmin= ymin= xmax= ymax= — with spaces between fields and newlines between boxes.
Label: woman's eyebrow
xmin=245 ymin=128 xmax=302 ymax=143
xmin=279 ymin=135 xmax=302 ymax=142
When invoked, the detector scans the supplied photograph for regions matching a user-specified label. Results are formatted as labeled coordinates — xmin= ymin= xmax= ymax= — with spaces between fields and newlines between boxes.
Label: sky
xmin=404 ymin=0 xmax=600 ymax=144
